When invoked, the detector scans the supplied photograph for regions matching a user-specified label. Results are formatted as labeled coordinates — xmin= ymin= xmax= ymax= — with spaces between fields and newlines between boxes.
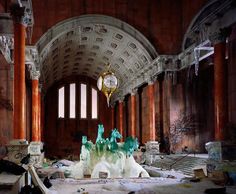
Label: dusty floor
xmin=48 ymin=173 xmax=236 ymax=194
xmin=49 ymin=177 xmax=236 ymax=194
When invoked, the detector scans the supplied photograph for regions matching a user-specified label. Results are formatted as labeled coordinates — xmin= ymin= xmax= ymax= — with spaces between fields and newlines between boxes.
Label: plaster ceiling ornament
xmin=97 ymin=63 xmax=118 ymax=107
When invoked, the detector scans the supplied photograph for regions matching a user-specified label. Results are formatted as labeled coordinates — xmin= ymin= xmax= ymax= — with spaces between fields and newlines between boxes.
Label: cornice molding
xmin=30 ymin=70 xmax=40 ymax=80
xmin=183 ymin=0 xmax=236 ymax=49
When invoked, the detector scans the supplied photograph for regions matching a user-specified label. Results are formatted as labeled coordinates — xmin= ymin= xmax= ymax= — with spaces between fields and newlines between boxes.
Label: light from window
xmin=92 ymin=88 xmax=98 ymax=119
xmin=70 ymin=83 xmax=76 ymax=118
xmin=80 ymin=83 xmax=87 ymax=118
xmin=58 ymin=87 xmax=65 ymax=118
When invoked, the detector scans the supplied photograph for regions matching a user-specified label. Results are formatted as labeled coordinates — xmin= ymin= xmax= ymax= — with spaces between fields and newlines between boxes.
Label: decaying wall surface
xmin=166 ymin=65 xmax=214 ymax=153
xmin=141 ymin=84 xmax=149 ymax=143
xmin=227 ymin=24 xmax=236 ymax=143
xmin=0 ymin=54 xmax=13 ymax=146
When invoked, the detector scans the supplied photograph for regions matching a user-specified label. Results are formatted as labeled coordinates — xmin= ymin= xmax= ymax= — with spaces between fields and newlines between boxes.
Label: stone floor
xmin=48 ymin=177 xmax=236 ymax=194
xmin=43 ymin=154 xmax=236 ymax=194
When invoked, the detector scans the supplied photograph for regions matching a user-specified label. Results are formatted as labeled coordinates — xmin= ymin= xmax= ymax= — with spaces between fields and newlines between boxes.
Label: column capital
xmin=147 ymin=77 xmax=156 ymax=85
xmin=130 ymin=88 xmax=138 ymax=96
xmin=30 ymin=70 xmax=40 ymax=80
xmin=26 ymin=46 xmax=39 ymax=65
xmin=118 ymin=96 xmax=125 ymax=103
xmin=145 ymin=73 xmax=157 ymax=85
xmin=10 ymin=3 xmax=28 ymax=26
xmin=209 ymin=27 xmax=232 ymax=45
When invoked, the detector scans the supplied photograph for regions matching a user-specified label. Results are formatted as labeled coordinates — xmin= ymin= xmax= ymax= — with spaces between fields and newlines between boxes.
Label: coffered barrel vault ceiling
xmin=37 ymin=15 xmax=158 ymax=97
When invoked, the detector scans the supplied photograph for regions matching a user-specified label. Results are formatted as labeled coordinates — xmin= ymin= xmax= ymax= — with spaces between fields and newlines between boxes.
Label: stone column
xmin=31 ymin=71 xmax=40 ymax=142
xmin=118 ymin=99 xmax=124 ymax=141
xmin=143 ymin=79 xmax=161 ymax=165
xmin=11 ymin=4 xmax=27 ymax=141
xmin=7 ymin=4 xmax=28 ymax=164
xmin=147 ymin=81 xmax=156 ymax=141
xmin=212 ymin=32 xmax=229 ymax=141
xmin=29 ymin=71 xmax=44 ymax=164
xmin=130 ymin=89 xmax=137 ymax=137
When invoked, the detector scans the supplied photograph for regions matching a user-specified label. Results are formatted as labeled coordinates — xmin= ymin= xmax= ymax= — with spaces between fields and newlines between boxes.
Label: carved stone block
xmin=144 ymin=141 xmax=160 ymax=165
xmin=6 ymin=140 xmax=29 ymax=164
xmin=28 ymin=141 xmax=44 ymax=165
xmin=205 ymin=141 xmax=222 ymax=162
xmin=145 ymin=141 xmax=160 ymax=154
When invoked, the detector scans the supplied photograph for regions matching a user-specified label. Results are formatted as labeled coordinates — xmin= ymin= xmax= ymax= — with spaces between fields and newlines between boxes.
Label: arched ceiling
xmin=37 ymin=15 xmax=158 ymax=96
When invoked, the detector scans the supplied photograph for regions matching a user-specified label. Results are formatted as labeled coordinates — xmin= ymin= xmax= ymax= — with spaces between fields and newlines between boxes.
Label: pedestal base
xmin=28 ymin=141 xmax=44 ymax=165
xmin=6 ymin=139 xmax=29 ymax=164
xmin=205 ymin=141 xmax=222 ymax=162
xmin=144 ymin=141 xmax=160 ymax=165
xmin=205 ymin=141 xmax=236 ymax=178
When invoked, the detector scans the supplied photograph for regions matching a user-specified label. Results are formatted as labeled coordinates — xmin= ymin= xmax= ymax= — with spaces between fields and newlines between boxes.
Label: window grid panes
xmin=69 ymin=83 xmax=76 ymax=118
xmin=58 ymin=83 xmax=98 ymax=119
xmin=58 ymin=87 xmax=65 ymax=118
xmin=80 ymin=83 xmax=87 ymax=118
xmin=91 ymin=88 xmax=98 ymax=119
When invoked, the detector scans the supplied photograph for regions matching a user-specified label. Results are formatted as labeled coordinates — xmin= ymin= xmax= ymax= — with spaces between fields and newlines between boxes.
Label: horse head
xmin=82 ymin=136 xmax=88 ymax=145
xmin=110 ymin=128 xmax=122 ymax=142
xmin=123 ymin=136 xmax=139 ymax=156
xmin=82 ymin=136 xmax=93 ymax=151
xmin=96 ymin=124 xmax=105 ymax=144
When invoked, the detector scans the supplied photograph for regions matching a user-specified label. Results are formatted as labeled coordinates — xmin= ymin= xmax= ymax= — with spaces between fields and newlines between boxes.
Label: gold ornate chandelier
xmin=97 ymin=63 xmax=118 ymax=106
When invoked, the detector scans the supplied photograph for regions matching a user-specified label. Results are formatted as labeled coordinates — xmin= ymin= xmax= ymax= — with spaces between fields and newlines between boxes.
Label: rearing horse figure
xmin=95 ymin=124 xmax=108 ymax=155
xmin=108 ymin=128 xmax=122 ymax=153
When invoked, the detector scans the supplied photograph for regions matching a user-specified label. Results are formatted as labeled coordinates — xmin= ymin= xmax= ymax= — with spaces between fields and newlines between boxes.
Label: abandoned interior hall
xmin=1 ymin=0 xmax=236 ymax=193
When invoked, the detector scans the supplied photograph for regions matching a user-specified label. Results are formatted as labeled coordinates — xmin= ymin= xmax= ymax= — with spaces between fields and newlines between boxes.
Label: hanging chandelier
xmin=97 ymin=63 xmax=118 ymax=107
